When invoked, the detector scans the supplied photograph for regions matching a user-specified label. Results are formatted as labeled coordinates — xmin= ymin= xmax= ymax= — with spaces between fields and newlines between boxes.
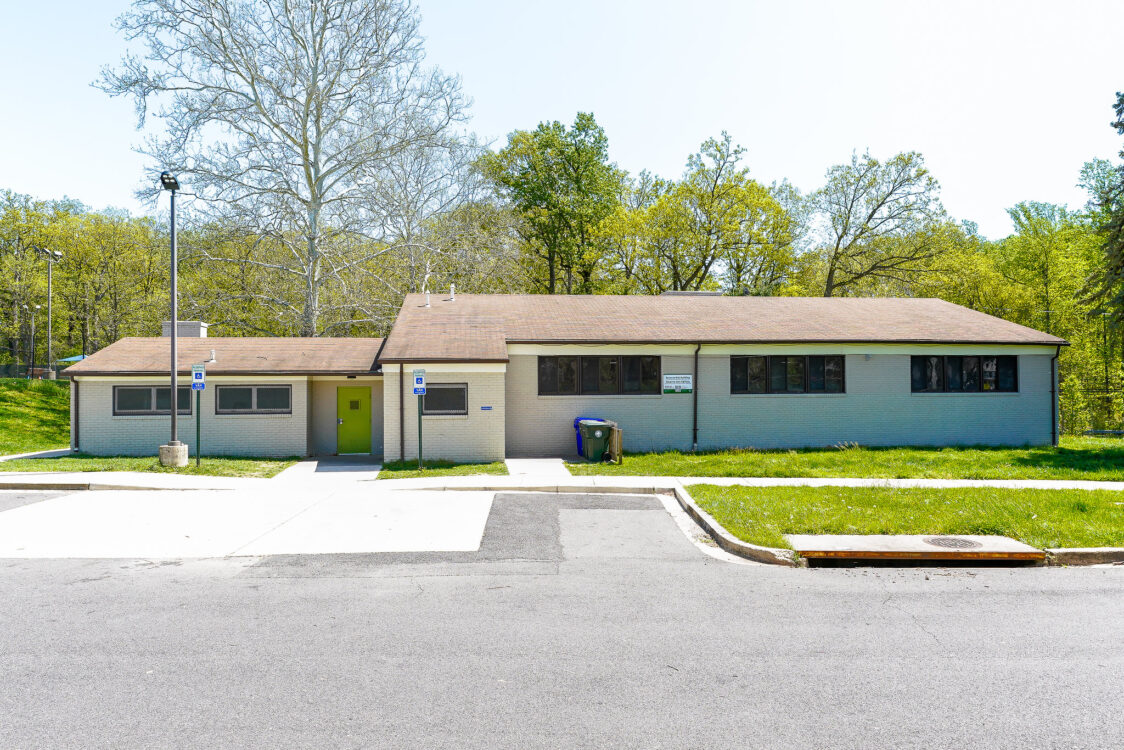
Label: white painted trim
xmin=73 ymin=375 xmax=310 ymax=383
xmin=508 ymin=343 xmax=1058 ymax=356
xmin=309 ymin=375 xmax=384 ymax=382
xmin=392 ymin=362 xmax=507 ymax=374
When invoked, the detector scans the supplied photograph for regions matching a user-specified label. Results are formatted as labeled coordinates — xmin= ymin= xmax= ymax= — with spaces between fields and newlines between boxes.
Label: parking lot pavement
xmin=0 ymin=485 xmax=493 ymax=558
xmin=0 ymin=490 xmax=68 ymax=513
xmin=1 ymin=493 xmax=1122 ymax=749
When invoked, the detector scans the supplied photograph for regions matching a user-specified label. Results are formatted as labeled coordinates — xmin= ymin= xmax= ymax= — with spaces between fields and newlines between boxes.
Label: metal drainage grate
xmin=923 ymin=536 xmax=983 ymax=550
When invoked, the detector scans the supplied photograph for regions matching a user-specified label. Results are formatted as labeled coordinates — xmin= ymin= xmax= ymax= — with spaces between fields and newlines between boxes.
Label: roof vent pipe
xmin=425 ymin=291 xmax=430 ymax=307
xmin=450 ymin=283 xmax=455 ymax=301
xmin=422 ymin=272 xmax=431 ymax=307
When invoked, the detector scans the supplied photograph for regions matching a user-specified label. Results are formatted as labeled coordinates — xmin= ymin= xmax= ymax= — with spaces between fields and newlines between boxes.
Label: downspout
xmin=399 ymin=364 xmax=405 ymax=461
xmin=72 ymin=378 xmax=79 ymax=452
xmin=692 ymin=343 xmax=701 ymax=451
xmin=1050 ymin=345 xmax=1061 ymax=446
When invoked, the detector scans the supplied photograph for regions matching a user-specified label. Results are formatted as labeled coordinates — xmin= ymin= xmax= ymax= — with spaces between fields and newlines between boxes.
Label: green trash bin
xmin=578 ymin=419 xmax=614 ymax=461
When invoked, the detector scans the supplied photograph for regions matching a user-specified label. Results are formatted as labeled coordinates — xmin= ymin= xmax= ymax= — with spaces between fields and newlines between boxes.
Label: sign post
xmin=412 ymin=369 xmax=426 ymax=470
xmin=191 ymin=364 xmax=206 ymax=467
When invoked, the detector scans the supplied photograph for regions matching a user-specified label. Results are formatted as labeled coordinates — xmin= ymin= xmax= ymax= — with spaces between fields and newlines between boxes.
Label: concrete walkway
xmin=0 ymin=448 xmax=72 ymax=463
xmin=504 ymin=458 xmax=570 ymax=478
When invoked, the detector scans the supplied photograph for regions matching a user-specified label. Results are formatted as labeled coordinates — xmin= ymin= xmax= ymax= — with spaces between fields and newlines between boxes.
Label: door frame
xmin=336 ymin=385 xmax=372 ymax=455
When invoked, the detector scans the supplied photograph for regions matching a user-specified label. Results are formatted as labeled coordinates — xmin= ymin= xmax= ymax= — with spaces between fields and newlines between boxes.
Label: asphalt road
xmin=0 ymin=490 xmax=1121 ymax=749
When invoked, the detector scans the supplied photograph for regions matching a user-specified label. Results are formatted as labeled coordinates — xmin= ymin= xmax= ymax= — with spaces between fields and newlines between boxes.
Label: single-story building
xmin=64 ymin=294 xmax=1068 ymax=460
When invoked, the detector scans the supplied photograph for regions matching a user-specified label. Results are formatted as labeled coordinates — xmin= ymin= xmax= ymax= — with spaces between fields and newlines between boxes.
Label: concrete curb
xmin=668 ymin=484 xmax=803 ymax=567
xmin=1045 ymin=548 xmax=1124 ymax=566
xmin=0 ymin=481 xmax=222 ymax=491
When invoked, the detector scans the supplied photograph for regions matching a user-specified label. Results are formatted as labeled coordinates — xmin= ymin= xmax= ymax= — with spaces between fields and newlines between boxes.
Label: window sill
xmin=729 ymin=393 xmax=847 ymax=397
xmin=536 ymin=393 xmax=663 ymax=398
xmin=910 ymin=392 xmax=1020 ymax=397
xmin=422 ymin=414 xmax=469 ymax=420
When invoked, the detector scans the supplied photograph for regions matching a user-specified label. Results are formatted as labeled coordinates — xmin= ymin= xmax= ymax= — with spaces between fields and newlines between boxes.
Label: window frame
xmin=910 ymin=355 xmax=1018 ymax=394
xmin=112 ymin=385 xmax=192 ymax=416
xmin=730 ymin=355 xmax=846 ymax=395
xmin=214 ymin=384 xmax=293 ymax=415
xmin=537 ymin=355 xmax=662 ymax=396
xmin=421 ymin=383 xmax=469 ymax=416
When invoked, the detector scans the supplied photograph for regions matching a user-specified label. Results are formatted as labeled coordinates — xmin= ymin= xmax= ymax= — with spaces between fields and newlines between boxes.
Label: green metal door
xmin=336 ymin=386 xmax=372 ymax=454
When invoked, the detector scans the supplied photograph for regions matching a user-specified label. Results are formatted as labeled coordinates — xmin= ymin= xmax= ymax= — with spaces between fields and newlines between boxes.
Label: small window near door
xmin=421 ymin=383 xmax=468 ymax=415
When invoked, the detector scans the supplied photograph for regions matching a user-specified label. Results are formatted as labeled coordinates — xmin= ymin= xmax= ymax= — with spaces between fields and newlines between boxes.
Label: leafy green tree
xmin=813 ymin=151 xmax=945 ymax=296
xmin=478 ymin=112 xmax=624 ymax=293
xmin=1082 ymin=93 xmax=1124 ymax=321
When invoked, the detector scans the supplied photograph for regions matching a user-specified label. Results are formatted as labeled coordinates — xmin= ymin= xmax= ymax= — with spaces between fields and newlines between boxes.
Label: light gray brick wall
xmin=505 ymin=354 xmax=697 ymax=456
xmin=383 ymin=367 xmax=506 ymax=463
xmin=73 ymin=377 xmax=309 ymax=458
xmin=505 ymin=352 xmax=1055 ymax=456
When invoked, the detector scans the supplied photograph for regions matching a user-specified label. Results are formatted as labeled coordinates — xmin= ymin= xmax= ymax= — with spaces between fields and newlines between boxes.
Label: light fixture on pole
xmin=158 ymin=171 xmax=188 ymax=467
xmin=35 ymin=246 xmax=62 ymax=379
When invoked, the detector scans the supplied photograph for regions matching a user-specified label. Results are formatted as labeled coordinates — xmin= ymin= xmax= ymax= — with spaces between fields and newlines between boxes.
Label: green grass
xmin=376 ymin=459 xmax=509 ymax=480
xmin=689 ymin=484 xmax=1124 ymax=550
xmin=0 ymin=454 xmax=296 ymax=478
xmin=567 ymin=436 xmax=1124 ymax=481
xmin=0 ymin=378 xmax=70 ymax=455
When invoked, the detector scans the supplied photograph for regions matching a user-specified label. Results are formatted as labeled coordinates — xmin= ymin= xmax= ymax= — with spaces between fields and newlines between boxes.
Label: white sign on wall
xmin=663 ymin=374 xmax=693 ymax=394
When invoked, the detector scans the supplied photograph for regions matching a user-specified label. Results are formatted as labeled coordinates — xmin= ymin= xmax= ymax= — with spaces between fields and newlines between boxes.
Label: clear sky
xmin=1 ymin=0 xmax=1121 ymax=239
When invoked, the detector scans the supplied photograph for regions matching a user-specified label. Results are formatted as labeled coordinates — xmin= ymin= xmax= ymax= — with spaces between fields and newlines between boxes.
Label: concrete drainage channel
xmin=427 ymin=483 xmax=1124 ymax=568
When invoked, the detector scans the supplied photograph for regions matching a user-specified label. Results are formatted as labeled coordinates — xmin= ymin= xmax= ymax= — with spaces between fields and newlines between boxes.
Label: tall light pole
xmin=35 ymin=247 xmax=62 ymax=378
xmin=159 ymin=171 xmax=187 ymax=467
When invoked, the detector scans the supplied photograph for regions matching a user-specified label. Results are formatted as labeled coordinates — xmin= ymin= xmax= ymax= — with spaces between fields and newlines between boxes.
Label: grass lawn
xmin=0 ymin=454 xmax=296 ymax=478
xmin=567 ymin=437 xmax=1124 ymax=481
xmin=377 ymin=459 xmax=508 ymax=480
xmin=689 ymin=484 xmax=1124 ymax=550
xmin=0 ymin=378 xmax=70 ymax=455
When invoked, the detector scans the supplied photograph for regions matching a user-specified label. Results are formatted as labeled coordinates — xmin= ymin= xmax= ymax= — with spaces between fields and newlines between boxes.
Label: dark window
xmin=911 ymin=355 xmax=1017 ymax=393
xmin=622 ymin=355 xmax=660 ymax=394
xmin=824 ymin=356 xmax=844 ymax=393
xmin=962 ymin=357 xmax=980 ymax=392
xmin=217 ymin=387 xmax=253 ymax=412
xmin=422 ymin=383 xmax=468 ymax=415
xmin=732 ymin=355 xmax=844 ymax=394
xmin=256 ymin=387 xmax=291 ymax=411
xmin=537 ymin=355 xmax=578 ymax=395
xmin=538 ymin=356 xmax=661 ymax=396
xmin=113 ymin=386 xmax=191 ymax=415
xmin=996 ymin=356 xmax=1018 ymax=392
xmin=582 ymin=356 xmax=618 ymax=395
xmin=215 ymin=385 xmax=292 ymax=414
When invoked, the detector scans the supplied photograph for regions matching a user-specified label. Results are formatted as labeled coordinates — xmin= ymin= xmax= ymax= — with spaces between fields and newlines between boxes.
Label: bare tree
xmin=814 ymin=151 xmax=945 ymax=296
xmin=100 ymin=0 xmax=467 ymax=335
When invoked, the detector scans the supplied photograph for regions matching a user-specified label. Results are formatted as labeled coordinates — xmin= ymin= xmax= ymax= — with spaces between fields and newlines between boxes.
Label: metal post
xmin=46 ymin=260 xmax=52 ymax=375
xmin=417 ymin=394 xmax=424 ymax=470
xmin=196 ymin=389 xmax=201 ymax=468
xmin=28 ymin=309 xmax=36 ymax=379
xmin=169 ymin=189 xmax=179 ymax=445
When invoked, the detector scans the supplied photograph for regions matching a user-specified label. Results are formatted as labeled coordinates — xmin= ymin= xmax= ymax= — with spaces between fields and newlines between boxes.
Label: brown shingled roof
xmin=64 ymin=337 xmax=383 ymax=376
xmin=377 ymin=294 xmax=1066 ymax=362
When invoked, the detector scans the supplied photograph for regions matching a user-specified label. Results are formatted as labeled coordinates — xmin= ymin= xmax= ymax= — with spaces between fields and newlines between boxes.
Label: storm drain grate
xmin=923 ymin=536 xmax=983 ymax=550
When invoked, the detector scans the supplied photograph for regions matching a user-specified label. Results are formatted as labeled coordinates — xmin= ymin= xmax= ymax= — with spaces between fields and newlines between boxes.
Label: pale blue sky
xmin=1 ymin=0 xmax=1121 ymax=238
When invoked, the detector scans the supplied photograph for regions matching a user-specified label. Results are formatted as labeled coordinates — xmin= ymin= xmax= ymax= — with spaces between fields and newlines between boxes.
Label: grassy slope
xmin=0 ymin=454 xmax=295 ymax=478
xmin=377 ymin=459 xmax=508 ymax=480
xmin=689 ymin=484 xmax=1124 ymax=550
xmin=568 ymin=437 xmax=1124 ymax=481
xmin=0 ymin=378 xmax=70 ymax=455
